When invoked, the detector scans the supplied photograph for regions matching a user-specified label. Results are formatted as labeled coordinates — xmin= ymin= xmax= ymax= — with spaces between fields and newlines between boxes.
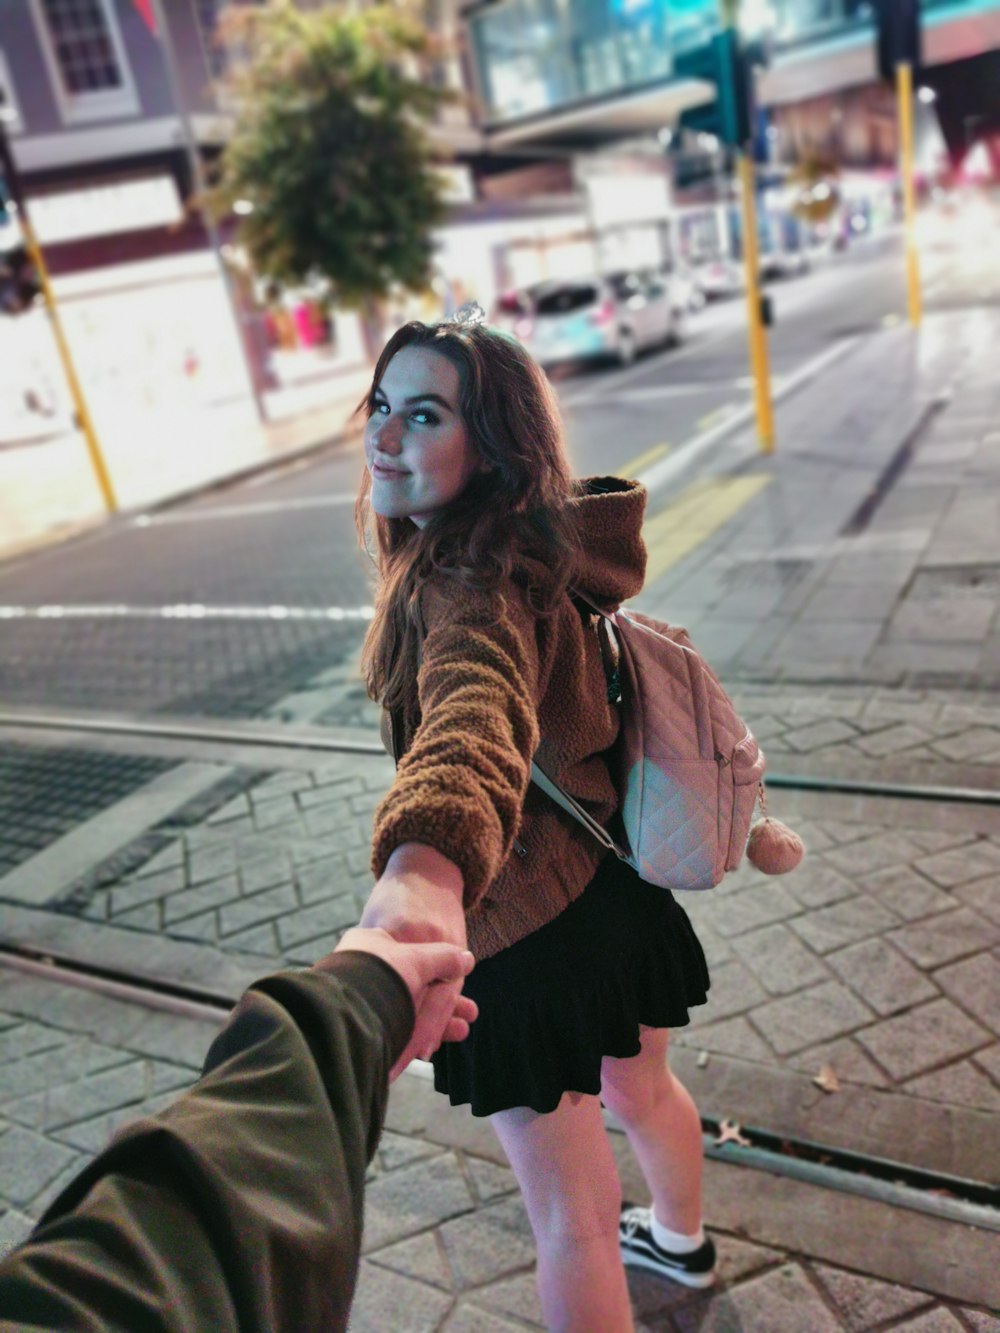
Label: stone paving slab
xmin=0 ymin=972 xmax=218 ymax=1247
xmin=726 ymin=685 xmax=1000 ymax=792
xmin=42 ymin=754 xmax=394 ymax=966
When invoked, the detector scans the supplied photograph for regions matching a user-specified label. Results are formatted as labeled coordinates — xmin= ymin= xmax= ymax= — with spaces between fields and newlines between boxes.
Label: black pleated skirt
xmin=431 ymin=853 xmax=711 ymax=1118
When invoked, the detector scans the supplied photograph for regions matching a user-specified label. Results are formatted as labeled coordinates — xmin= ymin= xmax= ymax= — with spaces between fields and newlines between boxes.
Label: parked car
xmin=496 ymin=271 xmax=683 ymax=370
xmin=492 ymin=289 xmax=535 ymax=339
xmin=691 ymin=255 xmax=745 ymax=300
xmin=659 ymin=260 xmax=706 ymax=312
xmin=759 ymin=246 xmax=810 ymax=281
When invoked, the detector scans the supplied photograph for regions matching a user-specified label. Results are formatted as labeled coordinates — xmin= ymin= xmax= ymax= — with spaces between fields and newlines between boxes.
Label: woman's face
xmin=364 ymin=345 xmax=484 ymax=527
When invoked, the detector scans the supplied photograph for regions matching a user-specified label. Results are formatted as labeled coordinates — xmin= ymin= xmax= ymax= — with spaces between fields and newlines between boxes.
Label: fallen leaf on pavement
xmin=812 ymin=1065 xmax=840 ymax=1094
xmin=714 ymin=1119 xmax=751 ymax=1148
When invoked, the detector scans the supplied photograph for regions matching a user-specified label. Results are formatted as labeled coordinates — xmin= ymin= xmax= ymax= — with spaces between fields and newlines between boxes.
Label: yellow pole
xmin=719 ymin=0 xmax=774 ymax=451
xmin=17 ymin=213 xmax=118 ymax=511
xmin=738 ymin=153 xmax=775 ymax=453
xmin=897 ymin=60 xmax=922 ymax=327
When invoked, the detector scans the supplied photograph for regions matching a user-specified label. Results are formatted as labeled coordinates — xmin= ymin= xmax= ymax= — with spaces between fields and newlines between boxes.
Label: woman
xmin=356 ymin=308 xmax=714 ymax=1332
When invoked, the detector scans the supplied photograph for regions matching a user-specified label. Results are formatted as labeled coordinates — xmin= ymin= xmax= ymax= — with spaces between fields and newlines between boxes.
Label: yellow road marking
xmin=643 ymin=475 xmax=773 ymax=585
xmin=697 ymin=406 xmax=734 ymax=433
xmin=622 ymin=442 xmax=670 ymax=478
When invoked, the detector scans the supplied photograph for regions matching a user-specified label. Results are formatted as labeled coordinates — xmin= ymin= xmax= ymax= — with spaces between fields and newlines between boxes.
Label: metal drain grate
xmin=0 ymin=745 xmax=173 ymax=878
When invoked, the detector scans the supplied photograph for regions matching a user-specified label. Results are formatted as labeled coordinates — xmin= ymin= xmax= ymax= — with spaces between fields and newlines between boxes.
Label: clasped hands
xmin=317 ymin=843 xmax=475 ymax=1080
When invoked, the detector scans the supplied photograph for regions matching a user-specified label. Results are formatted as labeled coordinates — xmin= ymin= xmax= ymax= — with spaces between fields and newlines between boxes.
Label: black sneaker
xmin=619 ymin=1204 xmax=717 ymax=1289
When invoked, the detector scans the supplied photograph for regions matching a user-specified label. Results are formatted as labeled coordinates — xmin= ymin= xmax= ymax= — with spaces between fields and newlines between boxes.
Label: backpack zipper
xmin=512 ymin=837 xmax=527 ymax=858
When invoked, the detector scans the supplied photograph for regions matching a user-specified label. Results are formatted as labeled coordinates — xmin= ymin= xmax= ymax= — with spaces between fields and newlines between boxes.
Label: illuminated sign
xmin=26 ymin=175 xmax=184 ymax=244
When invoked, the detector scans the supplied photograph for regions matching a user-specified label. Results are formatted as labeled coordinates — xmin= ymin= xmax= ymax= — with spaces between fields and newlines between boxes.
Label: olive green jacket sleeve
xmin=0 ymin=954 xmax=413 ymax=1333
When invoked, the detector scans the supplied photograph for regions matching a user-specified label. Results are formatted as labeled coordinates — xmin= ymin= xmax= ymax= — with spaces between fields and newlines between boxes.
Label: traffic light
xmin=874 ymin=0 xmax=921 ymax=83
xmin=0 ymin=244 xmax=42 ymax=314
xmin=675 ymin=31 xmax=754 ymax=149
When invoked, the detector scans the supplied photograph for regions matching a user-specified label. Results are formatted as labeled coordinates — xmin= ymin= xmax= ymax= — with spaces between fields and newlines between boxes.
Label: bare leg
xmin=491 ymin=1091 xmax=634 ymax=1332
xmin=600 ymin=1028 xmax=704 ymax=1235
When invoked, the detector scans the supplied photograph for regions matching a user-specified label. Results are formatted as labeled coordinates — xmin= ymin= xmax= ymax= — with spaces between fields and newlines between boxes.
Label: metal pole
xmin=719 ymin=0 xmax=775 ymax=451
xmin=0 ymin=124 xmax=117 ymax=511
xmin=147 ymin=0 xmax=268 ymax=421
xmin=897 ymin=60 xmax=922 ymax=327
xmin=738 ymin=152 xmax=775 ymax=452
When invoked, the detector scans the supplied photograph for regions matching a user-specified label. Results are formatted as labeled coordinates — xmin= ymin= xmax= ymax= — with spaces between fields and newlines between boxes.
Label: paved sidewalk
xmin=637 ymin=308 xmax=1000 ymax=692
xmin=1 ymin=735 xmax=1000 ymax=1317
xmin=1 ymin=968 xmax=997 ymax=1329
xmin=7 ymin=741 xmax=993 ymax=1175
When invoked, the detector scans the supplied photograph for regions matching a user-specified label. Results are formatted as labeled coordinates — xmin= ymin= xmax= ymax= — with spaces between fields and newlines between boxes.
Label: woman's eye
xmin=370 ymin=401 xmax=438 ymax=425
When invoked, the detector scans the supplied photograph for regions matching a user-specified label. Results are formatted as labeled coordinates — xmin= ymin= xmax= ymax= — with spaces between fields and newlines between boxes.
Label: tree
xmin=208 ymin=1 xmax=451 ymax=347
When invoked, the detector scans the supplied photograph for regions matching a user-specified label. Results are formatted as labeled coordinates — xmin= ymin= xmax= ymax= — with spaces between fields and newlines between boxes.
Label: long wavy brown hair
xmin=355 ymin=320 xmax=580 ymax=712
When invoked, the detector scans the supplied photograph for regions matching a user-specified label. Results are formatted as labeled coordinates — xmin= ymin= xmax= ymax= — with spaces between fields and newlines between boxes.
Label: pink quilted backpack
xmin=531 ymin=601 xmax=804 ymax=890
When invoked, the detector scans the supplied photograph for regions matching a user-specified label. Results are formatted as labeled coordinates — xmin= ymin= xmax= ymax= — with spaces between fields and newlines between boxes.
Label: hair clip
xmin=449 ymin=300 xmax=487 ymax=327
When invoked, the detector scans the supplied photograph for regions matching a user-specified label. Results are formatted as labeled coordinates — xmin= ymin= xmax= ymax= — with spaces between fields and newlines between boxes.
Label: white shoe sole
xmin=621 ymin=1246 xmax=717 ymax=1290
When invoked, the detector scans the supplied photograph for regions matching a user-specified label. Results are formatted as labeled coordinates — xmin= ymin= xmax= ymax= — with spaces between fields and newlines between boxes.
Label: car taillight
xmin=514 ymin=317 xmax=534 ymax=338
xmin=588 ymin=299 xmax=615 ymax=326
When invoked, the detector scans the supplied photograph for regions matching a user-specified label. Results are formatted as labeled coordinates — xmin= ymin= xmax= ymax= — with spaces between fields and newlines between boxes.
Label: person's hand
xmin=317 ymin=926 xmax=477 ymax=1080
xmin=359 ymin=843 xmax=468 ymax=1064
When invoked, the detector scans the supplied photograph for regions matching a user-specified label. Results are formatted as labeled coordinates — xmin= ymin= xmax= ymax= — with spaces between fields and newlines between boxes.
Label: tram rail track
xmin=3 ymin=708 xmax=1000 ymax=811
xmin=2 ymin=937 xmax=999 ymax=1235
xmin=2 ymin=706 xmax=1000 ymax=1235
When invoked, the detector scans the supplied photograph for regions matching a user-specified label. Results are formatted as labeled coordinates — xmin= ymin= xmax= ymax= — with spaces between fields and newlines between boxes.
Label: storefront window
xmin=469 ymin=0 xmax=716 ymax=124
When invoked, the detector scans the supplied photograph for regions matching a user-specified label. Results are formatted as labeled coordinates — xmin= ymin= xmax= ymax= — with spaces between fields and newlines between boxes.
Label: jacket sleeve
xmin=0 ymin=955 xmax=414 ymax=1333
xmin=371 ymin=580 xmax=542 ymax=908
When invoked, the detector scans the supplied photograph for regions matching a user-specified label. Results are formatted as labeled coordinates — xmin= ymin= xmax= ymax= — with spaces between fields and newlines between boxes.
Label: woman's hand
xmin=360 ymin=843 xmax=468 ymax=1063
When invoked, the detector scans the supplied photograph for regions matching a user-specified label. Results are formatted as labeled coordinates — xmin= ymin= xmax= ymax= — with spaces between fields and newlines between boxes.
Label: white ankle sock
xmin=650 ymin=1214 xmax=705 ymax=1254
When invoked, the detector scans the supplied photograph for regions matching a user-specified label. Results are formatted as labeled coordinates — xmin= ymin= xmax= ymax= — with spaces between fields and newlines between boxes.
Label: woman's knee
xmin=600 ymin=1031 xmax=672 ymax=1126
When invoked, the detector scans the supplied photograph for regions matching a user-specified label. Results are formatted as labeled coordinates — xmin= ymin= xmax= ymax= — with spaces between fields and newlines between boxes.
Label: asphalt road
xmin=0 ymin=230 xmax=993 ymax=725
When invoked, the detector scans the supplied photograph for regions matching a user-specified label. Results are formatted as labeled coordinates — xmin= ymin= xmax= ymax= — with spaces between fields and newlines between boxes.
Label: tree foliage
xmin=209 ymin=1 xmax=451 ymax=307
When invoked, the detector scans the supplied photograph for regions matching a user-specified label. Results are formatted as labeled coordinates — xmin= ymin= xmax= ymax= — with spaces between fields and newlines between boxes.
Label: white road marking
xmin=585 ymin=380 xmax=764 ymax=402
xmin=244 ymin=457 xmax=315 ymax=489
xmin=562 ymin=323 xmax=737 ymax=409
xmin=133 ymin=493 xmax=358 ymax=526
xmin=0 ymin=604 xmax=375 ymax=622
xmin=638 ymin=336 xmax=862 ymax=497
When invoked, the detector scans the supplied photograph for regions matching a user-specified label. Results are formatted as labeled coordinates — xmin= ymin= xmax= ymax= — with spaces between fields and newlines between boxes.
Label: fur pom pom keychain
xmin=745 ymin=785 xmax=806 ymax=876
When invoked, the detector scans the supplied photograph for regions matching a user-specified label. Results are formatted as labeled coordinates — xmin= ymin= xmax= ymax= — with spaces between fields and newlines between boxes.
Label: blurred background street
xmin=1 ymin=0 xmax=1000 ymax=1326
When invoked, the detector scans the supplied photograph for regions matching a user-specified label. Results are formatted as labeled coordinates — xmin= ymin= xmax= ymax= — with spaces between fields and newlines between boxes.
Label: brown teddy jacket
xmin=371 ymin=477 xmax=647 ymax=961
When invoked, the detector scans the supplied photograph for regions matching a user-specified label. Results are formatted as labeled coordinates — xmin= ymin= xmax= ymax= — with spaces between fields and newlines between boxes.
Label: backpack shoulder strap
xmin=530 ymin=760 xmax=630 ymax=863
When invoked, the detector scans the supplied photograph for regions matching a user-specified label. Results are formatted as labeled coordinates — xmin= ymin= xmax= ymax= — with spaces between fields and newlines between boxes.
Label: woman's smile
xmin=370 ymin=460 xmax=410 ymax=480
